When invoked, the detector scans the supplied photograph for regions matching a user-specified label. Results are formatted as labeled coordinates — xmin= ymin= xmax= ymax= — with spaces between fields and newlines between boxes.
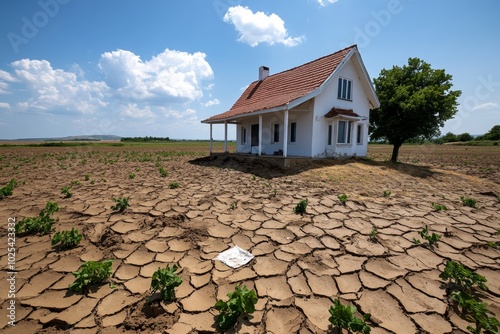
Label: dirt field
xmin=0 ymin=143 xmax=499 ymax=334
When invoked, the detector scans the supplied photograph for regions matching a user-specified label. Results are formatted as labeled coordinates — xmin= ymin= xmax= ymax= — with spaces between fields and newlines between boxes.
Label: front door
xmin=251 ymin=124 xmax=259 ymax=146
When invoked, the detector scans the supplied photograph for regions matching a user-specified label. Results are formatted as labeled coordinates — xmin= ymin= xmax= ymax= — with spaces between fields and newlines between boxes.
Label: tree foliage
xmin=370 ymin=58 xmax=461 ymax=161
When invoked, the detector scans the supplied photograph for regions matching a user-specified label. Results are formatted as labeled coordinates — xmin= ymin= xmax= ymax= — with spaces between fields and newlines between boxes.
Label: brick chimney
xmin=259 ymin=66 xmax=269 ymax=81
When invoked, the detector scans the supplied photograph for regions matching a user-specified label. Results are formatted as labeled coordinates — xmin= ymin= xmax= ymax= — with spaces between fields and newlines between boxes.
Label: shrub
xmin=52 ymin=228 xmax=83 ymax=250
xmin=150 ymin=264 xmax=182 ymax=302
xmin=128 ymin=173 xmax=135 ymax=179
xmin=159 ymin=167 xmax=168 ymax=177
xmin=84 ymin=174 xmax=90 ymax=181
xmin=111 ymin=197 xmax=129 ymax=213
xmin=61 ymin=185 xmax=72 ymax=198
xmin=431 ymin=202 xmax=448 ymax=211
xmin=415 ymin=225 xmax=441 ymax=248
xmin=383 ymin=190 xmax=391 ymax=197
xmin=69 ymin=259 xmax=113 ymax=293
xmin=215 ymin=284 xmax=258 ymax=330
xmin=168 ymin=182 xmax=179 ymax=189
xmin=15 ymin=201 xmax=59 ymax=235
xmin=0 ymin=179 xmax=18 ymax=199
xmin=461 ymin=196 xmax=477 ymax=208
xmin=293 ymin=199 xmax=308 ymax=214
xmin=328 ymin=299 xmax=371 ymax=334
xmin=338 ymin=193 xmax=348 ymax=205
xmin=439 ymin=260 xmax=487 ymax=292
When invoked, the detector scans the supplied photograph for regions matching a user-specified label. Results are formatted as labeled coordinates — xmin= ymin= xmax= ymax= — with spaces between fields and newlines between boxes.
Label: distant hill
xmin=1 ymin=135 xmax=121 ymax=141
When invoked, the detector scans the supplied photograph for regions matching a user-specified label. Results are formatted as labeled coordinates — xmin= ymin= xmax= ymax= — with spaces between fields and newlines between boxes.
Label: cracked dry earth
xmin=0 ymin=144 xmax=499 ymax=334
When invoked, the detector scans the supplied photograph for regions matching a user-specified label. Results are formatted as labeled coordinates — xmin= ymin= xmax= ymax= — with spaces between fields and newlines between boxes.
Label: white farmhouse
xmin=202 ymin=45 xmax=380 ymax=158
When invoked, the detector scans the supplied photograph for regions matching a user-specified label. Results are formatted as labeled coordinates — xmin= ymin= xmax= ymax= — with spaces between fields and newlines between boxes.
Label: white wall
xmin=311 ymin=57 xmax=371 ymax=158
xmin=236 ymin=107 xmax=314 ymax=156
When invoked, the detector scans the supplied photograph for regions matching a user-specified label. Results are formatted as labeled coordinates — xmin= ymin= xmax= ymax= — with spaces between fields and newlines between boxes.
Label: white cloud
xmin=0 ymin=102 xmax=10 ymax=109
xmin=0 ymin=70 xmax=16 ymax=82
xmin=203 ymin=99 xmax=220 ymax=107
xmin=316 ymin=0 xmax=340 ymax=6
xmin=99 ymin=49 xmax=213 ymax=102
xmin=224 ymin=6 xmax=304 ymax=47
xmin=10 ymin=59 xmax=109 ymax=114
xmin=473 ymin=102 xmax=498 ymax=111
xmin=119 ymin=103 xmax=154 ymax=119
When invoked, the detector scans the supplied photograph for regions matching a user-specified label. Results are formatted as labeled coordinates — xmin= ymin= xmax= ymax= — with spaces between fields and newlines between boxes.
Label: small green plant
xmin=328 ymin=299 xmax=371 ymax=334
xmin=70 ymin=180 xmax=81 ymax=186
xmin=414 ymin=225 xmax=441 ymax=247
xmin=439 ymin=260 xmax=488 ymax=292
xmin=128 ymin=173 xmax=135 ymax=179
xmin=69 ymin=259 xmax=113 ymax=293
xmin=159 ymin=167 xmax=168 ymax=177
xmin=496 ymin=195 xmax=500 ymax=203
xmin=461 ymin=196 xmax=477 ymax=208
xmin=230 ymin=201 xmax=238 ymax=210
xmin=383 ymin=190 xmax=391 ymax=197
xmin=111 ymin=197 xmax=130 ymax=213
xmin=293 ymin=198 xmax=308 ymax=214
xmin=440 ymin=261 xmax=498 ymax=334
xmin=15 ymin=202 xmax=59 ymax=235
xmin=149 ymin=264 xmax=182 ymax=302
xmin=251 ymin=175 xmax=256 ymax=181
xmin=90 ymin=179 xmax=95 ymax=184
xmin=84 ymin=174 xmax=90 ymax=181
xmin=168 ymin=182 xmax=179 ymax=189
xmin=338 ymin=193 xmax=348 ymax=205
xmin=52 ymin=228 xmax=83 ymax=250
xmin=431 ymin=202 xmax=448 ymax=211
xmin=61 ymin=185 xmax=72 ymax=198
xmin=215 ymin=284 xmax=258 ymax=330
xmin=0 ymin=179 xmax=18 ymax=199
xmin=368 ymin=228 xmax=378 ymax=242
xmin=413 ymin=238 xmax=421 ymax=245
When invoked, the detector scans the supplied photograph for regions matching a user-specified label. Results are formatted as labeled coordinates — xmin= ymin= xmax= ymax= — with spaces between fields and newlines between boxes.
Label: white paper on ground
xmin=215 ymin=245 xmax=254 ymax=269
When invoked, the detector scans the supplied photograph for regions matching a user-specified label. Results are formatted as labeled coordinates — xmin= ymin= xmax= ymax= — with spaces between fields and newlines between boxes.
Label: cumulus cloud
xmin=0 ymin=48 xmax=217 ymax=122
xmin=224 ymin=6 xmax=304 ymax=47
xmin=316 ymin=0 xmax=340 ymax=6
xmin=203 ymin=99 xmax=220 ymax=107
xmin=99 ymin=49 xmax=214 ymax=103
xmin=473 ymin=102 xmax=498 ymax=111
xmin=10 ymin=59 xmax=109 ymax=114
xmin=119 ymin=103 xmax=154 ymax=119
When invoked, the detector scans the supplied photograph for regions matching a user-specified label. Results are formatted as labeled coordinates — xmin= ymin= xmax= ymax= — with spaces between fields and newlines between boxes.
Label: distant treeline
xmin=370 ymin=125 xmax=500 ymax=145
xmin=120 ymin=136 xmax=170 ymax=142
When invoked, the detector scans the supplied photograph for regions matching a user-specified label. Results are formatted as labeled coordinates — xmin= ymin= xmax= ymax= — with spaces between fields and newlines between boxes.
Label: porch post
xmin=283 ymin=109 xmax=289 ymax=158
xmin=258 ymin=114 xmax=262 ymax=156
xmin=209 ymin=123 xmax=213 ymax=154
xmin=224 ymin=121 xmax=228 ymax=153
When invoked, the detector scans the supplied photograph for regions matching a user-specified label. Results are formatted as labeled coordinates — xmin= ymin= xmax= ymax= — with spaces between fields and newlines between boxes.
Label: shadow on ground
xmin=189 ymin=154 xmax=436 ymax=180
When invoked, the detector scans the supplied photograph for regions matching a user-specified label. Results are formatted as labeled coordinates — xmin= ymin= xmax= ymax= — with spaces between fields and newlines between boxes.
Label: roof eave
xmin=201 ymin=104 xmax=289 ymax=124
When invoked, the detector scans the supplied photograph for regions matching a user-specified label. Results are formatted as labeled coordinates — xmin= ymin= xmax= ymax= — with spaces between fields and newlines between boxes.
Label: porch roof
xmin=202 ymin=45 xmax=357 ymax=124
xmin=324 ymin=107 xmax=360 ymax=118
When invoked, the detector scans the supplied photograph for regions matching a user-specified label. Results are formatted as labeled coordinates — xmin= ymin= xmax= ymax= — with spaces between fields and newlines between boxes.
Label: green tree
xmin=457 ymin=132 xmax=473 ymax=142
xmin=483 ymin=125 xmax=500 ymax=140
xmin=370 ymin=58 xmax=461 ymax=162
xmin=442 ymin=132 xmax=458 ymax=143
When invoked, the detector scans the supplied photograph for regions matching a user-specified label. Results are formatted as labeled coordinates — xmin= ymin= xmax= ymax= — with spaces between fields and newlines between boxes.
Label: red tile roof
xmin=324 ymin=107 xmax=360 ymax=118
xmin=203 ymin=45 xmax=357 ymax=122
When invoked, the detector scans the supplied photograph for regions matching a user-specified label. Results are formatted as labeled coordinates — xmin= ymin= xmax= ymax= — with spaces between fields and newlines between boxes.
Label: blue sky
xmin=0 ymin=0 xmax=499 ymax=140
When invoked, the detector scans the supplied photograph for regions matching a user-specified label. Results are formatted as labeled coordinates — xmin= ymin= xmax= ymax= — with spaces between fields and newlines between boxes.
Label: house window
xmin=338 ymin=77 xmax=352 ymax=101
xmin=337 ymin=120 xmax=353 ymax=144
xmin=273 ymin=124 xmax=280 ymax=143
xmin=357 ymin=124 xmax=363 ymax=144
xmin=327 ymin=124 xmax=333 ymax=145
xmin=290 ymin=122 xmax=297 ymax=143
xmin=241 ymin=127 xmax=246 ymax=144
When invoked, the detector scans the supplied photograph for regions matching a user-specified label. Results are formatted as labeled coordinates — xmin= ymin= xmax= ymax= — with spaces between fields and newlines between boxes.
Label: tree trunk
xmin=391 ymin=143 xmax=401 ymax=162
